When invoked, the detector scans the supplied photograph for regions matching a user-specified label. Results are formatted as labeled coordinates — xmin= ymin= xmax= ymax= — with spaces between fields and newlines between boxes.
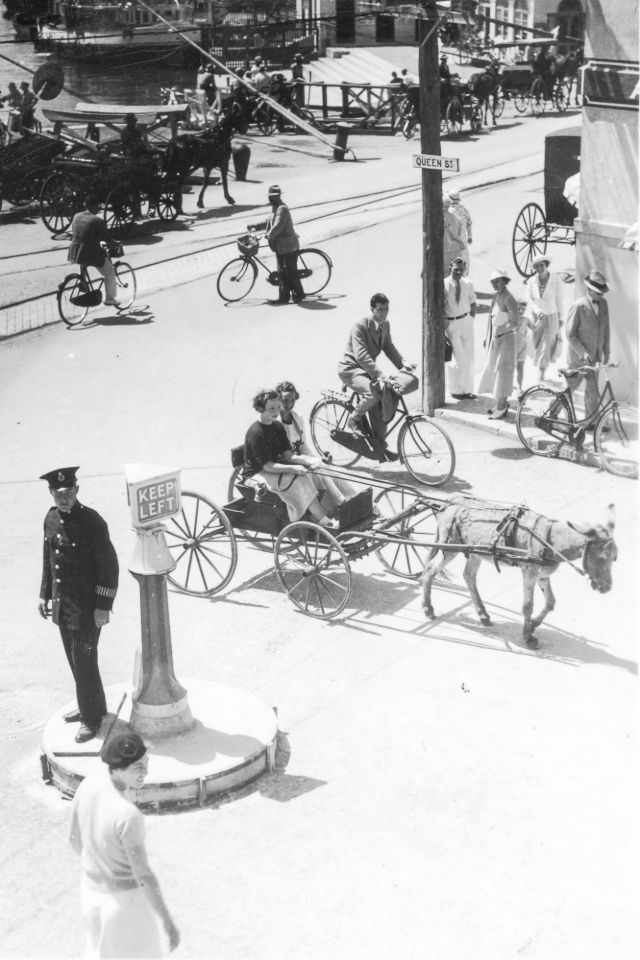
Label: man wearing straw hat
xmin=566 ymin=269 xmax=611 ymax=420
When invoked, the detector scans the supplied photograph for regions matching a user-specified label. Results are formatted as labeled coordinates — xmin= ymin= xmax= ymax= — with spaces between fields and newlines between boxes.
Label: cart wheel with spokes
xmin=309 ymin=397 xmax=361 ymax=467
xmin=373 ymin=485 xmax=439 ymax=580
xmin=398 ymin=415 xmax=455 ymax=486
xmin=40 ymin=171 xmax=84 ymax=234
xmin=156 ymin=185 xmax=180 ymax=221
xmin=511 ymin=202 xmax=548 ymax=277
xmin=104 ymin=185 xmax=137 ymax=237
xmin=165 ymin=491 xmax=238 ymax=596
xmin=274 ymin=521 xmax=351 ymax=619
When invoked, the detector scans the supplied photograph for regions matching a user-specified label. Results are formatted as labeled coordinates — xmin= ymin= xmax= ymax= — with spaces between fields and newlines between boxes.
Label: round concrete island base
xmin=40 ymin=679 xmax=279 ymax=812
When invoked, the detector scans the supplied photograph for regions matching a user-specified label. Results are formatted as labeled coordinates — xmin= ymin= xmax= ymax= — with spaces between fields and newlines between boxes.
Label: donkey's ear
xmin=568 ymin=519 xmax=593 ymax=536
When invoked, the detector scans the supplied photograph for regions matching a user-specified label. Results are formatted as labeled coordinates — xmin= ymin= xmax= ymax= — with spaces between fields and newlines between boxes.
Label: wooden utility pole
xmin=419 ymin=1 xmax=445 ymax=415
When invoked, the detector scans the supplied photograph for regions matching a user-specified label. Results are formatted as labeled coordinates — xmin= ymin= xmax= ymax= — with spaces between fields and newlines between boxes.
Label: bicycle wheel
xmin=297 ymin=248 xmax=332 ymax=296
xmin=165 ymin=491 xmax=238 ymax=596
xmin=216 ymin=257 xmax=257 ymax=302
xmin=529 ymin=77 xmax=546 ymax=116
xmin=114 ymin=261 xmax=136 ymax=309
xmin=309 ymin=398 xmax=360 ymax=467
xmin=493 ymin=87 xmax=505 ymax=119
xmin=57 ymin=273 xmax=90 ymax=326
xmin=373 ymin=485 xmax=438 ymax=580
xmin=595 ymin=403 xmax=638 ymax=479
xmin=515 ymin=386 xmax=572 ymax=457
xmin=398 ymin=415 xmax=455 ymax=486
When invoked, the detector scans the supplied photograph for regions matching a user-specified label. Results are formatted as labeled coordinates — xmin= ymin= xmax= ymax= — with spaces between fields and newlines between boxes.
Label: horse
xmin=421 ymin=498 xmax=617 ymax=649
xmin=468 ymin=62 xmax=501 ymax=127
xmin=165 ymin=109 xmax=239 ymax=210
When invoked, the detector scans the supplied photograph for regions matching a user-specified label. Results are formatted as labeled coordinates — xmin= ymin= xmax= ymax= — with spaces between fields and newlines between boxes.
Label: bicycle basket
xmin=70 ymin=289 xmax=102 ymax=307
xmin=237 ymin=234 xmax=259 ymax=256
xmin=107 ymin=239 xmax=124 ymax=258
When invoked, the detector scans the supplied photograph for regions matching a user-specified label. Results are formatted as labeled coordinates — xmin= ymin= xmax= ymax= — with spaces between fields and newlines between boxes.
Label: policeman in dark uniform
xmin=38 ymin=467 xmax=119 ymax=743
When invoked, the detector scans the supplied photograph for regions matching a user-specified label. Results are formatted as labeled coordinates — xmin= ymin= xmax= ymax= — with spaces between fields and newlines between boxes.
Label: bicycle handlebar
xmin=560 ymin=362 xmax=619 ymax=377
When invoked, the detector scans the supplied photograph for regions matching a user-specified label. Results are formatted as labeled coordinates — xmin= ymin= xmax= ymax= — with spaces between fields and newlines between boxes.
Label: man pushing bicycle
xmin=338 ymin=292 xmax=418 ymax=461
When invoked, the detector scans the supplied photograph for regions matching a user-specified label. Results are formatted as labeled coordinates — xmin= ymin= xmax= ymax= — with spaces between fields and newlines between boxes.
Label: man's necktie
xmin=455 ymin=278 xmax=461 ymax=304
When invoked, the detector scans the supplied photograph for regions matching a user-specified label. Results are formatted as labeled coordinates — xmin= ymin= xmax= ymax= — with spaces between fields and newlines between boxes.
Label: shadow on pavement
xmin=296 ymin=299 xmax=337 ymax=311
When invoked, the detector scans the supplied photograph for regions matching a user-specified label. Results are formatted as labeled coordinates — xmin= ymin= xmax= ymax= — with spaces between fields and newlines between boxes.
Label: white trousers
xmin=446 ymin=314 xmax=475 ymax=394
xmin=99 ymin=258 xmax=118 ymax=303
xmin=81 ymin=879 xmax=165 ymax=959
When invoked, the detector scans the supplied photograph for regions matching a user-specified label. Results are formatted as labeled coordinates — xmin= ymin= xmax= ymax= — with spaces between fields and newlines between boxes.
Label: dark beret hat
xmin=101 ymin=732 xmax=147 ymax=768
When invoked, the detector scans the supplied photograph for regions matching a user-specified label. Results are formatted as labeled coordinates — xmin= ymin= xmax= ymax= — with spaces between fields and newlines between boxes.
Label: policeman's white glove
xmin=94 ymin=609 xmax=110 ymax=628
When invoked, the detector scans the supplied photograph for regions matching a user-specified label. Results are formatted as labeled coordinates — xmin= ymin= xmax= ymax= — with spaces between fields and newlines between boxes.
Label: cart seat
xmin=335 ymin=488 xmax=374 ymax=531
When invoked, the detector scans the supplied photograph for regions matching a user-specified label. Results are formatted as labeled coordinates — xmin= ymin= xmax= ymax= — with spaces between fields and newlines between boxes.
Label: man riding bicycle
xmin=338 ymin=293 xmax=418 ymax=461
xmin=68 ymin=195 xmax=121 ymax=308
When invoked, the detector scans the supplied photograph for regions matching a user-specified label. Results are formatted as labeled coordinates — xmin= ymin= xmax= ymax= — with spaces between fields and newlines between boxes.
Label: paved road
xmin=0 ymin=115 xmax=637 ymax=960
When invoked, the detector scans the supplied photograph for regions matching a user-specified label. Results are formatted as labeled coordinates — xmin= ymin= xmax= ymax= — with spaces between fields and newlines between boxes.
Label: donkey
xmin=421 ymin=498 xmax=617 ymax=648
xmin=468 ymin=63 xmax=501 ymax=127
xmin=165 ymin=110 xmax=238 ymax=210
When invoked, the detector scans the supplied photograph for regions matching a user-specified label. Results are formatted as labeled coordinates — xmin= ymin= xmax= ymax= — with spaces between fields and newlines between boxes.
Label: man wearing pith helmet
xmin=38 ymin=466 xmax=119 ymax=744
xmin=68 ymin=732 xmax=180 ymax=956
xmin=566 ymin=269 xmax=611 ymax=419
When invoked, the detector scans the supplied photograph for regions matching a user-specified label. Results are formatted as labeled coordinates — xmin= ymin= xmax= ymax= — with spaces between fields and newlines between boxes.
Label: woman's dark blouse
xmin=244 ymin=420 xmax=292 ymax=477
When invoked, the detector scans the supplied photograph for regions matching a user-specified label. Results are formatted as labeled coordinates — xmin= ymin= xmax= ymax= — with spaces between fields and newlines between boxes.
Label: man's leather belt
xmin=445 ymin=313 xmax=468 ymax=320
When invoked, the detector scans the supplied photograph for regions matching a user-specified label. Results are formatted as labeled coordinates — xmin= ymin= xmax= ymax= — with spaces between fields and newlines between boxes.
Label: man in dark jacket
xmin=38 ymin=467 xmax=119 ymax=743
xmin=338 ymin=293 xmax=418 ymax=459
xmin=265 ymin=184 xmax=305 ymax=304
xmin=68 ymin=195 xmax=121 ymax=307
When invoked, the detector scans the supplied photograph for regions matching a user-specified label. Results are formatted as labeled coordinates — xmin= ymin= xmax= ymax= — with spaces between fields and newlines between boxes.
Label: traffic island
xmin=40 ymin=680 xmax=278 ymax=811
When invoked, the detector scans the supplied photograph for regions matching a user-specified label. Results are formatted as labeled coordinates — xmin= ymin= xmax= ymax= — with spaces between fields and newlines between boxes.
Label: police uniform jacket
xmin=266 ymin=202 xmax=299 ymax=254
xmin=67 ymin=211 xmax=108 ymax=268
xmin=40 ymin=501 xmax=119 ymax=626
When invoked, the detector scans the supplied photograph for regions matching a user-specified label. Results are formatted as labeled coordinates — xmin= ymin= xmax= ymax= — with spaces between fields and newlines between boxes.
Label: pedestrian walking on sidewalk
xmin=443 ymin=194 xmax=469 ymax=274
xmin=525 ymin=255 xmax=564 ymax=380
xmin=68 ymin=732 xmax=180 ymax=958
xmin=265 ymin=185 xmax=305 ymax=304
xmin=67 ymin=195 xmax=122 ymax=308
xmin=565 ymin=269 xmax=611 ymax=420
xmin=443 ymin=257 xmax=477 ymax=399
xmin=477 ymin=269 xmax=519 ymax=419
xmin=38 ymin=467 xmax=118 ymax=744
xmin=448 ymin=191 xmax=472 ymax=270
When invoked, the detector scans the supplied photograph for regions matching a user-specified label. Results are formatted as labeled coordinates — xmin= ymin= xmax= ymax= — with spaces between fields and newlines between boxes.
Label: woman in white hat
xmin=477 ymin=269 xmax=519 ymax=419
xmin=525 ymin=254 xmax=564 ymax=380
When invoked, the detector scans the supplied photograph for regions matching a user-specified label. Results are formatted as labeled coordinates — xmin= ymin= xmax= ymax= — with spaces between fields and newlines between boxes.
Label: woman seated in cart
xmin=244 ymin=389 xmax=344 ymax=528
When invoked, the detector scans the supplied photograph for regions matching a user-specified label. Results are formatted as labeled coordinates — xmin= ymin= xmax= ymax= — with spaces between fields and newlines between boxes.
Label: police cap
xmin=39 ymin=466 xmax=79 ymax=490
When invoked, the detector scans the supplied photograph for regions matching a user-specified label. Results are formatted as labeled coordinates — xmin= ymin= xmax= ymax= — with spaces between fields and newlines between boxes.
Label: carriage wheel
xmin=309 ymin=398 xmax=360 ymax=467
xmin=373 ymin=486 xmax=438 ymax=580
xmin=40 ymin=171 xmax=84 ymax=234
xmin=528 ymin=77 xmax=547 ymax=116
xmin=297 ymin=248 xmax=332 ymax=295
xmin=493 ymin=87 xmax=505 ymax=120
xmin=445 ymin=98 xmax=463 ymax=136
xmin=274 ymin=521 xmax=351 ymax=619
xmin=511 ymin=202 xmax=548 ymax=278
xmin=554 ymin=80 xmax=570 ymax=113
xmin=400 ymin=115 xmax=417 ymax=139
xmin=594 ymin=403 xmax=639 ymax=479
xmin=57 ymin=272 xmax=91 ymax=327
xmin=156 ymin=186 xmax=180 ymax=221
xmin=398 ymin=416 xmax=455 ymax=487
xmin=513 ymin=90 xmax=528 ymax=114
xmin=104 ymin=185 xmax=137 ymax=237
xmin=114 ymin=261 xmax=137 ymax=310
xmin=165 ymin=491 xmax=238 ymax=596
xmin=255 ymin=103 xmax=276 ymax=136
xmin=216 ymin=257 xmax=258 ymax=302
xmin=515 ymin=387 xmax=572 ymax=458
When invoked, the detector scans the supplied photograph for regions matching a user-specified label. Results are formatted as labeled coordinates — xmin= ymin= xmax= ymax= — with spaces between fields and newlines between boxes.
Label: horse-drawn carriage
xmin=0 ymin=130 xmax=66 ymax=212
xmin=511 ymin=127 xmax=580 ymax=277
xmin=397 ymin=77 xmax=482 ymax=139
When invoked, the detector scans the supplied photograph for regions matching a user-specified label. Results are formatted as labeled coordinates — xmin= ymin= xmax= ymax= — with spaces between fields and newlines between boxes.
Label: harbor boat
xmin=34 ymin=0 xmax=203 ymax=66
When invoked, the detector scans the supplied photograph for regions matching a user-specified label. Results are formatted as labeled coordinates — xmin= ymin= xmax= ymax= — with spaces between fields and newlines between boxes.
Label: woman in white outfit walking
xmin=478 ymin=269 xmax=519 ymax=419
xmin=525 ymin=255 xmax=564 ymax=380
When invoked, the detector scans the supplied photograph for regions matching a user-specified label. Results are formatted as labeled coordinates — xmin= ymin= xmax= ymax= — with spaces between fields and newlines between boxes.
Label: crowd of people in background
xmin=0 ymin=79 xmax=38 ymax=136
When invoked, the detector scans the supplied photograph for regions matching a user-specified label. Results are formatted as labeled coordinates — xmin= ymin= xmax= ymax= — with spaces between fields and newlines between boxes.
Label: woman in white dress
xmin=477 ymin=269 xmax=519 ymax=419
xmin=525 ymin=255 xmax=564 ymax=380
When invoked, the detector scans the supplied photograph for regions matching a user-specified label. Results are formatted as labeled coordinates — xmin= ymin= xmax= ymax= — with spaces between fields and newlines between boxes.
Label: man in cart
xmin=338 ymin=293 xmax=418 ymax=461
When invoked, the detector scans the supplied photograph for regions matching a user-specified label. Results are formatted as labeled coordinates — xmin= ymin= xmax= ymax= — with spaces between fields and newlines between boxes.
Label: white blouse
xmin=525 ymin=272 xmax=563 ymax=318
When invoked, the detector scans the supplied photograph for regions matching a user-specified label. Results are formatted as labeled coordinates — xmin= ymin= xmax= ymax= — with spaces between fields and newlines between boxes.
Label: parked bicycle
xmin=515 ymin=363 xmax=638 ymax=478
xmin=216 ymin=232 xmax=332 ymax=303
xmin=309 ymin=387 xmax=455 ymax=486
xmin=57 ymin=241 xmax=137 ymax=326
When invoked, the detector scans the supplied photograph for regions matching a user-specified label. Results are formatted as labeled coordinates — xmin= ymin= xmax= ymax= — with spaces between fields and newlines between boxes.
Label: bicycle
xmin=216 ymin=232 xmax=332 ymax=303
xmin=515 ymin=363 xmax=638 ymax=479
xmin=308 ymin=387 xmax=455 ymax=487
xmin=57 ymin=241 xmax=137 ymax=327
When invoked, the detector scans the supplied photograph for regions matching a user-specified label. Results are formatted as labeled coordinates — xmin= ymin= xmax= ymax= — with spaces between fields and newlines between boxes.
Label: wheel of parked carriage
xmin=511 ymin=202 xmax=548 ymax=277
xmin=445 ymin=97 xmax=464 ymax=136
xmin=164 ymin=491 xmax=238 ymax=596
xmin=156 ymin=184 xmax=180 ymax=221
xmin=373 ymin=485 xmax=439 ymax=580
xmin=40 ymin=170 xmax=85 ymax=234
xmin=274 ymin=521 xmax=351 ymax=619
xmin=103 ymin=184 xmax=137 ymax=237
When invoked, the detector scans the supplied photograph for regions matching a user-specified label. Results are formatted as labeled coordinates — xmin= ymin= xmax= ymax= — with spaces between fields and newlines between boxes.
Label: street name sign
xmin=412 ymin=154 xmax=460 ymax=172
xmin=125 ymin=463 xmax=182 ymax=528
